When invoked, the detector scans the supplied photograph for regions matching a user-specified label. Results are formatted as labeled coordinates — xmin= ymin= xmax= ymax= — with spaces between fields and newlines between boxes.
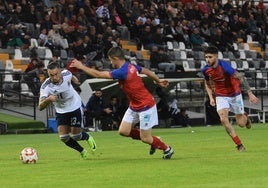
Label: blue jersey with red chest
xmin=110 ymin=62 xmax=155 ymax=111
xmin=202 ymin=60 xmax=241 ymax=97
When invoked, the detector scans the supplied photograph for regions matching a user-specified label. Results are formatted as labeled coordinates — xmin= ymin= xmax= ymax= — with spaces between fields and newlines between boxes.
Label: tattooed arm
xmin=234 ymin=71 xmax=259 ymax=104
xmin=234 ymin=71 xmax=252 ymax=94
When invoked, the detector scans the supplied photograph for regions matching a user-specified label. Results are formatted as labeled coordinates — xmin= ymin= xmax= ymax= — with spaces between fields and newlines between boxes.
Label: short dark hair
xmin=95 ymin=88 xmax=102 ymax=92
xmin=107 ymin=46 xmax=125 ymax=60
xmin=47 ymin=61 xmax=60 ymax=70
xmin=204 ymin=46 xmax=218 ymax=54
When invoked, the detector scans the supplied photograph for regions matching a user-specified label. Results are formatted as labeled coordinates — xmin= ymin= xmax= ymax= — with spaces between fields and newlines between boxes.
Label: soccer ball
xmin=20 ymin=147 xmax=38 ymax=164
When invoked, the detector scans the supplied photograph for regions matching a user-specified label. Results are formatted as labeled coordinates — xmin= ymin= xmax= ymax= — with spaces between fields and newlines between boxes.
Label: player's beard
xmin=208 ymin=61 xmax=216 ymax=67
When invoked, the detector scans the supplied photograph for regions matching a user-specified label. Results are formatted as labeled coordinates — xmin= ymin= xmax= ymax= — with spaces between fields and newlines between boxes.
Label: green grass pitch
xmin=0 ymin=125 xmax=267 ymax=188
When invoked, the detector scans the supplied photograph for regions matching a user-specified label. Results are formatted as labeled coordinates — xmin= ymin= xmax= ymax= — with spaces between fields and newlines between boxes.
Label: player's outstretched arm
xmin=141 ymin=67 xmax=169 ymax=88
xmin=71 ymin=59 xmax=111 ymax=79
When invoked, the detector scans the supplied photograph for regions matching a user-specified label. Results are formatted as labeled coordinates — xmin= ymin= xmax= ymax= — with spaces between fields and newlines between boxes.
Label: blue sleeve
xmin=133 ymin=63 xmax=142 ymax=73
xmin=110 ymin=67 xmax=127 ymax=80
xmin=201 ymin=66 xmax=209 ymax=80
xmin=220 ymin=60 xmax=235 ymax=76
xmin=110 ymin=62 xmax=141 ymax=80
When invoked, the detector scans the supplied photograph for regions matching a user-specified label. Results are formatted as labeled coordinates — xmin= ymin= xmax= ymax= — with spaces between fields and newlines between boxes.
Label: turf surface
xmin=0 ymin=125 xmax=267 ymax=188
xmin=0 ymin=113 xmax=45 ymax=130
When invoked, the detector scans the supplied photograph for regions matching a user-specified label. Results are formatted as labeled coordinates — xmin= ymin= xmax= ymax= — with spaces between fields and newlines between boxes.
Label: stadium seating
xmin=30 ymin=38 xmax=39 ymax=48
xmin=182 ymin=60 xmax=197 ymax=72
xmin=14 ymin=49 xmax=30 ymax=62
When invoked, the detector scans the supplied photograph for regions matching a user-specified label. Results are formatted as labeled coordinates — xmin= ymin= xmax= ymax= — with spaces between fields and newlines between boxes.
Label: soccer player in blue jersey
xmin=38 ymin=62 xmax=97 ymax=159
xmin=202 ymin=46 xmax=259 ymax=151
xmin=71 ymin=46 xmax=174 ymax=159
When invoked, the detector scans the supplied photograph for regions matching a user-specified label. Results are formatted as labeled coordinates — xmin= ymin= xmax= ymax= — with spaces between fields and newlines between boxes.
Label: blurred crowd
xmin=0 ymin=0 xmax=267 ymax=57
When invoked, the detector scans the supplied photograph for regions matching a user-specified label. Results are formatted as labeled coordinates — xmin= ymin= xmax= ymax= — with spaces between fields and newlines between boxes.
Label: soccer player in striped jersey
xmin=71 ymin=46 xmax=174 ymax=159
xmin=202 ymin=46 xmax=259 ymax=151
xmin=38 ymin=62 xmax=97 ymax=159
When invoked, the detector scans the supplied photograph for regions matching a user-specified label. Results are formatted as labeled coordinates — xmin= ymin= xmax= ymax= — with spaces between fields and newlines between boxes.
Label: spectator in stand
xmin=50 ymin=6 xmax=62 ymax=26
xmin=198 ymin=0 xmax=211 ymax=16
xmin=6 ymin=23 xmax=25 ymax=48
xmin=155 ymin=3 xmax=169 ymax=25
xmin=76 ymin=7 xmax=91 ymax=28
xmin=0 ymin=27 xmax=9 ymax=48
xmin=23 ymin=60 xmax=45 ymax=96
xmin=40 ymin=14 xmax=53 ymax=33
xmin=102 ymin=95 xmax=120 ymax=130
xmin=223 ymin=0 xmax=234 ymax=12
xmin=140 ymin=25 xmax=154 ymax=50
xmin=72 ymin=24 xmax=87 ymax=41
xmin=256 ymin=0 xmax=265 ymax=11
xmin=129 ymin=19 xmax=143 ymax=48
xmin=87 ymin=25 xmax=101 ymax=48
xmin=164 ymin=19 xmax=185 ymax=43
xmin=67 ymin=14 xmax=81 ymax=31
xmin=95 ymin=17 xmax=106 ymax=35
xmin=166 ymin=1 xmax=178 ymax=19
xmin=192 ymin=3 xmax=203 ymax=20
xmin=137 ymin=12 xmax=147 ymax=25
xmin=103 ymin=35 xmax=115 ymax=59
xmin=175 ymin=20 xmax=191 ymax=47
xmin=115 ymin=0 xmax=128 ymax=26
xmin=85 ymin=88 xmax=106 ymax=130
xmin=152 ymin=26 xmax=166 ymax=49
xmin=84 ymin=0 xmax=97 ymax=24
xmin=61 ymin=16 xmax=75 ymax=44
xmin=48 ymin=26 xmax=69 ymax=50
xmin=109 ymin=9 xmax=122 ymax=29
xmin=184 ymin=2 xmax=197 ymax=21
xmin=200 ymin=22 xmax=211 ymax=43
xmin=209 ymin=21 xmax=218 ymax=38
xmin=247 ymin=13 xmax=262 ymax=42
xmin=55 ymin=0 xmax=66 ymax=18
xmin=66 ymin=4 xmax=75 ymax=20
xmin=96 ymin=1 xmax=110 ymax=22
xmin=72 ymin=37 xmax=95 ymax=62
xmin=22 ymin=4 xmax=39 ymax=27
xmin=211 ymin=28 xmax=233 ymax=52
xmin=189 ymin=27 xmax=207 ymax=50
xmin=150 ymin=46 xmax=176 ymax=72
xmin=242 ymin=0 xmax=250 ymax=19
xmin=38 ymin=28 xmax=54 ymax=50
xmin=229 ymin=14 xmax=246 ymax=42
xmin=254 ymin=7 xmax=266 ymax=27
xmin=12 ymin=4 xmax=24 ymax=25
xmin=130 ymin=0 xmax=141 ymax=22
xmin=103 ymin=25 xmax=115 ymax=43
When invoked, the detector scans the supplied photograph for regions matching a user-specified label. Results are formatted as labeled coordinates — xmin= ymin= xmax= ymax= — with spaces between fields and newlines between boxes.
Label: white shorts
xmin=216 ymin=94 xmax=244 ymax=114
xmin=122 ymin=105 xmax=158 ymax=130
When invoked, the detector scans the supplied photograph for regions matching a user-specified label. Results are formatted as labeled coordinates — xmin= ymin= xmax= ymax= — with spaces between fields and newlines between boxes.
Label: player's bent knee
xmin=60 ymin=134 xmax=70 ymax=143
xmin=71 ymin=133 xmax=82 ymax=141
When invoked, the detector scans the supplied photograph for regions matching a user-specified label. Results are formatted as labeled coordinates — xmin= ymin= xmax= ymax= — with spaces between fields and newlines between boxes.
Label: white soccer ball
xmin=20 ymin=147 xmax=38 ymax=164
